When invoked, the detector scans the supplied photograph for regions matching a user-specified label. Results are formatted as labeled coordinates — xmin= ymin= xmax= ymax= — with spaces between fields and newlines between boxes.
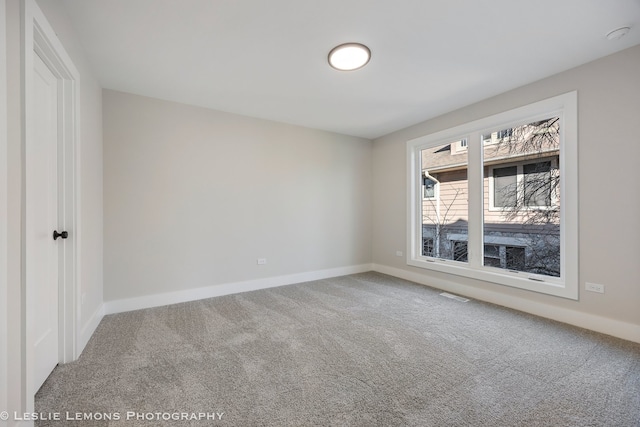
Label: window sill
xmin=407 ymin=256 xmax=576 ymax=300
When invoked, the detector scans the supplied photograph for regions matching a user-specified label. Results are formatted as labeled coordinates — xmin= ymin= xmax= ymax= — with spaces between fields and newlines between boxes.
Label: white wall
xmin=3 ymin=0 xmax=103 ymax=423
xmin=103 ymin=90 xmax=372 ymax=306
xmin=372 ymin=45 xmax=640 ymax=341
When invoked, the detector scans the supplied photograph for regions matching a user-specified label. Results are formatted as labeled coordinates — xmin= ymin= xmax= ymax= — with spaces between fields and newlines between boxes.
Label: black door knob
xmin=53 ymin=230 xmax=68 ymax=240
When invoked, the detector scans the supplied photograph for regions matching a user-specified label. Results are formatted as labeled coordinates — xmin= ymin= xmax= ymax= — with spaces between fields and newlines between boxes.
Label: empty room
xmin=2 ymin=0 xmax=640 ymax=426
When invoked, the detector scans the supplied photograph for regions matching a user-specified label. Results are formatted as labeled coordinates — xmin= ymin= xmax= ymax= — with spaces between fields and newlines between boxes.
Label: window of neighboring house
xmin=493 ymin=166 xmax=517 ymax=207
xmin=422 ymin=238 xmax=434 ymax=257
xmin=506 ymin=246 xmax=525 ymax=270
xmin=407 ymin=92 xmax=578 ymax=300
xmin=423 ymin=176 xmax=437 ymax=199
xmin=497 ymin=128 xmax=513 ymax=139
xmin=483 ymin=244 xmax=501 ymax=267
xmin=490 ymin=160 xmax=556 ymax=210
xmin=452 ymin=138 xmax=468 ymax=154
xmin=483 ymin=244 xmax=526 ymax=270
xmin=453 ymin=241 xmax=468 ymax=262
xmin=483 ymin=128 xmax=513 ymax=145
xmin=523 ymin=161 xmax=552 ymax=207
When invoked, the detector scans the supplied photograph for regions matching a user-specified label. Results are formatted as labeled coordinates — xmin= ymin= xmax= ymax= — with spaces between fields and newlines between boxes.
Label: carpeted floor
xmin=36 ymin=272 xmax=640 ymax=426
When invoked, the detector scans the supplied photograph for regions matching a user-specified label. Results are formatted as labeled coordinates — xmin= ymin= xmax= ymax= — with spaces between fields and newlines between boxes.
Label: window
xmin=484 ymin=128 xmax=513 ymax=145
xmin=423 ymin=175 xmax=437 ymax=199
xmin=483 ymin=244 xmax=525 ymax=270
xmin=490 ymin=160 xmax=556 ymax=210
xmin=523 ymin=161 xmax=552 ymax=207
xmin=493 ymin=166 xmax=517 ymax=207
xmin=422 ymin=238 xmax=434 ymax=257
xmin=420 ymin=139 xmax=468 ymax=263
xmin=453 ymin=241 xmax=468 ymax=262
xmin=506 ymin=246 xmax=525 ymax=270
xmin=497 ymin=128 xmax=513 ymax=139
xmin=407 ymin=92 xmax=578 ymax=299
xmin=483 ymin=244 xmax=501 ymax=267
xmin=452 ymin=138 xmax=468 ymax=154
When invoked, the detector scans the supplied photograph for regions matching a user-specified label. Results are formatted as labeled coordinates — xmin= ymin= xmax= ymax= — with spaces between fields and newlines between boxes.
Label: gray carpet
xmin=36 ymin=272 xmax=640 ymax=426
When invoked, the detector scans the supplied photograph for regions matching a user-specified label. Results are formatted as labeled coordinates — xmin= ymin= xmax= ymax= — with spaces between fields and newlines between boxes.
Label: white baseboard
xmin=373 ymin=263 xmax=640 ymax=344
xmin=78 ymin=304 xmax=104 ymax=356
xmin=104 ymin=264 xmax=374 ymax=315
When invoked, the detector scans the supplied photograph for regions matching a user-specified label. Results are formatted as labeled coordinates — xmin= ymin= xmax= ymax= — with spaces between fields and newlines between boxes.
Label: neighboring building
xmin=420 ymin=117 xmax=561 ymax=277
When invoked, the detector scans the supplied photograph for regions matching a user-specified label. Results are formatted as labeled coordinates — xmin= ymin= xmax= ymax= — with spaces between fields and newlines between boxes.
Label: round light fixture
xmin=606 ymin=26 xmax=631 ymax=41
xmin=328 ymin=43 xmax=371 ymax=71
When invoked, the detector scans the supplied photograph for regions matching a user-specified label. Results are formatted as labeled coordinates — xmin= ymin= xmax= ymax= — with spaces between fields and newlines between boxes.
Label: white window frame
xmin=488 ymin=157 xmax=559 ymax=211
xmin=407 ymin=92 xmax=578 ymax=300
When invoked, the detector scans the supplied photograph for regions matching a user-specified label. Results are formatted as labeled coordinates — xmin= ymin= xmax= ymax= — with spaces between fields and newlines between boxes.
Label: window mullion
xmin=467 ymin=131 xmax=483 ymax=268
xmin=516 ymin=165 xmax=523 ymax=203
xmin=410 ymin=147 xmax=422 ymax=260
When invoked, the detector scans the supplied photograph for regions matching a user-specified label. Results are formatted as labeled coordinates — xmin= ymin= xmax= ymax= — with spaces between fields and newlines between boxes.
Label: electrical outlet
xmin=396 ymin=251 xmax=403 ymax=257
xmin=257 ymin=258 xmax=267 ymax=265
xmin=585 ymin=282 xmax=605 ymax=294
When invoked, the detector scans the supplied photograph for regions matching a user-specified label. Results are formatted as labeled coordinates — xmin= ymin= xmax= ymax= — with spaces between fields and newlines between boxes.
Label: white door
xmin=30 ymin=52 xmax=60 ymax=391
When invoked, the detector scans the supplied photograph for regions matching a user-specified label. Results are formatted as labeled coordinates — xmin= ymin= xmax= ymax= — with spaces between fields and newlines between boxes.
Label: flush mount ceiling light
xmin=328 ymin=43 xmax=371 ymax=71
xmin=606 ymin=26 xmax=631 ymax=41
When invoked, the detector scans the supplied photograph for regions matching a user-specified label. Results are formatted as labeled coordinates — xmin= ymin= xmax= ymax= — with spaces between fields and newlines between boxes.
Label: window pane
xmin=453 ymin=241 xmax=468 ymax=262
xmin=493 ymin=166 xmax=517 ymax=207
xmin=484 ymin=257 xmax=502 ymax=267
xmin=483 ymin=244 xmax=501 ymax=267
xmin=422 ymin=238 xmax=434 ymax=257
xmin=506 ymin=246 xmax=525 ymax=270
xmin=483 ymin=117 xmax=561 ymax=277
xmin=423 ymin=176 xmax=436 ymax=198
xmin=420 ymin=141 xmax=468 ymax=262
xmin=497 ymin=128 xmax=513 ymax=139
xmin=523 ymin=161 xmax=552 ymax=207
xmin=484 ymin=244 xmax=500 ymax=257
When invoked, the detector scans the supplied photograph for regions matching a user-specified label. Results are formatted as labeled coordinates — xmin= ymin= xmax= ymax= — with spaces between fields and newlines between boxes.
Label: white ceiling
xmin=58 ymin=0 xmax=640 ymax=139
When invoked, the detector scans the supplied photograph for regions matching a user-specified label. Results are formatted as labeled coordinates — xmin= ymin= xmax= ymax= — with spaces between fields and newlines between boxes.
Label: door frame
xmin=1 ymin=0 xmax=8 ymax=417
xmin=22 ymin=0 xmax=80 ymax=408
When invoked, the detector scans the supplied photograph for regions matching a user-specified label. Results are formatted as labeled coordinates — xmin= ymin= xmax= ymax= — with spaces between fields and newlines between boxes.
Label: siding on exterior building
xmin=422 ymin=156 xmax=560 ymax=233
